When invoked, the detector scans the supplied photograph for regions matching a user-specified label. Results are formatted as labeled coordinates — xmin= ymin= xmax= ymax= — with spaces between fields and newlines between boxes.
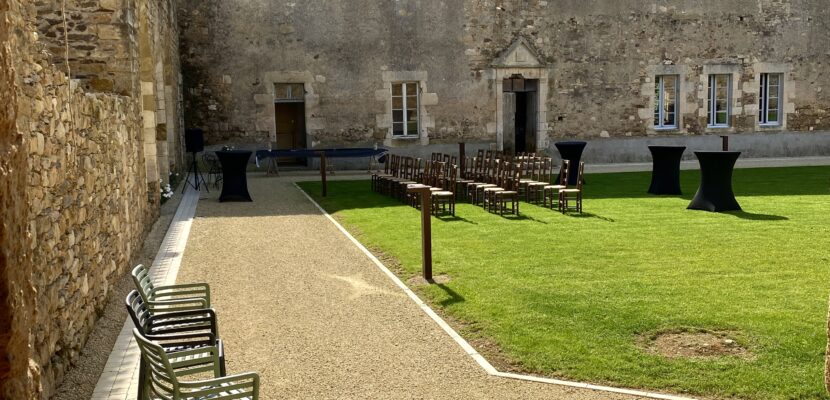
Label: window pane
xmin=716 ymin=99 xmax=728 ymax=112
xmin=392 ymin=110 xmax=403 ymax=123
xmin=654 ymin=80 xmax=661 ymax=120
xmin=664 ymin=112 xmax=675 ymax=127
xmin=275 ymin=83 xmax=289 ymax=100
xmin=406 ymin=83 xmax=417 ymax=94
xmin=393 ymin=123 xmax=404 ymax=136
xmin=392 ymin=96 xmax=403 ymax=109
xmin=290 ymin=84 xmax=304 ymax=99
xmin=407 ymin=122 xmax=418 ymax=135
xmin=768 ymin=98 xmax=779 ymax=111
xmin=767 ymin=110 xmax=779 ymax=123
xmin=406 ymin=96 xmax=417 ymax=109
xmin=406 ymin=109 xmax=418 ymax=122
xmin=769 ymin=74 xmax=781 ymax=86
xmin=716 ymin=112 xmax=728 ymax=125
xmin=392 ymin=84 xmax=403 ymax=96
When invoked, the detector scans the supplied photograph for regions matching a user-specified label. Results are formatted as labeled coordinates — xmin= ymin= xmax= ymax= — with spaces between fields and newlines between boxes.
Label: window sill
xmin=759 ymin=123 xmax=782 ymax=128
xmin=706 ymin=125 xmax=731 ymax=129
xmin=391 ymin=136 xmax=420 ymax=140
xmin=654 ymin=126 xmax=679 ymax=131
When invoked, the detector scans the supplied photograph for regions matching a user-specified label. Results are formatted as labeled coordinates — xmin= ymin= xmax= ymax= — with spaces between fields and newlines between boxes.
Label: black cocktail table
xmin=216 ymin=150 xmax=253 ymax=202
xmin=554 ymin=141 xmax=587 ymax=185
xmin=687 ymin=151 xmax=741 ymax=212
xmin=647 ymin=145 xmax=686 ymax=195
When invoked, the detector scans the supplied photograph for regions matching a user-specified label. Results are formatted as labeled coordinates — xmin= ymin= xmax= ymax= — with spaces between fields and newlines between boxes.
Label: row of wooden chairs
xmin=372 ymin=155 xmax=459 ymax=216
xmin=460 ymin=153 xmax=585 ymax=214
xmin=372 ymin=152 xmax=585 ymax=215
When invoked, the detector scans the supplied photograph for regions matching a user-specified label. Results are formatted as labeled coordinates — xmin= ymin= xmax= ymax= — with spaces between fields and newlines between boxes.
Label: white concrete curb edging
xmin=295 ymin=183 xmax=696 ymax=400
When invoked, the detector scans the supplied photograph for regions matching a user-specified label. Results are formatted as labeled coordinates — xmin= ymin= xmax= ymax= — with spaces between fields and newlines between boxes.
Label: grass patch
xmin=299 ymin=166 xmax=830 ymax=399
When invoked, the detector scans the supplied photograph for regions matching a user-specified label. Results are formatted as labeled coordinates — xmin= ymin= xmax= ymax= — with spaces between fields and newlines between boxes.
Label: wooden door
xmin=274 ymin=102 xmax=307 ymax=164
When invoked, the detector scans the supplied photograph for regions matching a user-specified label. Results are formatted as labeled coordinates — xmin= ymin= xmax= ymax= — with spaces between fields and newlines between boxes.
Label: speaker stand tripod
xmin=183 ymin=151 xmax=208 ymax=193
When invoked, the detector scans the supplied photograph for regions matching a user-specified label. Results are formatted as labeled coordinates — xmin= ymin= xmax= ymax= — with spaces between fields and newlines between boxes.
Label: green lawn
xmin=299 ymin=166 xmax=830 ymax=399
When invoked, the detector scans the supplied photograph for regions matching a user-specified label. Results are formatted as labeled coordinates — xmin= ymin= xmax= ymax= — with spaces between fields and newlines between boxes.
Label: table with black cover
xmin=647 ymin=145 xmax=686 ymax=195
xmin=687 ymin=151 xmax=741 ymax=212
xmin=216 ymin=150 xmax=253 ymax=202
xmin=554 ymin=141 xmax=587 ymax=185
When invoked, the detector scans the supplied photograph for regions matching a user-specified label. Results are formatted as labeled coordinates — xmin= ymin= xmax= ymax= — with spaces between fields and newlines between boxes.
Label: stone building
xmin=0 ymin=0 xmax=183 ymax=398
xmin=179 ymin=0 xmax=830 ymax=162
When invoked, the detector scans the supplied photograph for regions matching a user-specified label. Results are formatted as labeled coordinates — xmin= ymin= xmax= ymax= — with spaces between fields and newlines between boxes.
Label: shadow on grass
xmin=435 ymin=214 xmax=478 ymax=224
xmin=435 ymin=283 xmax=466 ymax=307
xmin=723 ymin=211 xmax=789 ymax=221
xmin=565 ymin=212 xmax=616 ymax=222
xmin=504 ymin=213 xmax=548 ymax=223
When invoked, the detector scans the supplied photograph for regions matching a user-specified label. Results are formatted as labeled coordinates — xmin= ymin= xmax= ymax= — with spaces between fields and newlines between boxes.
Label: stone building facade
xmin=179 ymin=0 xmax=830 ymax=162
xmin=0 ymin=0 xmax=183 ymax=398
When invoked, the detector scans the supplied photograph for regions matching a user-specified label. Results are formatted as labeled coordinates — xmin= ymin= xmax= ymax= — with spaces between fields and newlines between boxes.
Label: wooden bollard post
xmin=407 ymin=185 xmax=433 ymax=282
xmin=318 ymin=151 xmax=327 ymax=197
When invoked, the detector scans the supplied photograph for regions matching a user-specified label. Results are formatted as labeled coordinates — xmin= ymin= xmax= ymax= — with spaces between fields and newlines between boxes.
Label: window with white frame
xmin=392 ymin=82 xmax=419 ymax=137
xmin=707 ymin=74 xmax=731 ymax=128
xmin=759 ymin=73 xmax=783 ymax=126
xmin=654 ymin=75 xmax=679 ymax=129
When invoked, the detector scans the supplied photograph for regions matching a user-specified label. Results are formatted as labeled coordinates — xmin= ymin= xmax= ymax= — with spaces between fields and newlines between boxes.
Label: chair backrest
xmin=126 ymin=290 xmax=151 ymax=335
xmin=133 ymin=328 xmax=223 ymax=399
xmin=134 ymin=328 xmax=181 ymax=399
xmin=541 ymin=157 xmax=553 ymax=184
xmin=576 ymin=161 xmax=585 ymax=190
xmin=559 ymin=160 xmax=570 ymax=186
xmin=132 ymin=264 xmax=156 ymax=304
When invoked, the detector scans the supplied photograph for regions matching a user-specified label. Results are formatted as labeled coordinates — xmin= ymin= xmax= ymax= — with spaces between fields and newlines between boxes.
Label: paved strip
xmin=90 ymin=186 xmax=200 ymax=400
xmin=175 ymin=175 xmax=653 ymax=399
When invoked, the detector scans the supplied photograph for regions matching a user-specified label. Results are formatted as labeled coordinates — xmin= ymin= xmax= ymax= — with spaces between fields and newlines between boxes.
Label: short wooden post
xmin=459 ymin=142 xmax=466 ymax=176
xmin=407 ymin=185 xmax=433 ymax=282
xmin=318 ymin=151 xmax=327 ymax=197
xmin=720 ymin=135 xmax=729 ymax=151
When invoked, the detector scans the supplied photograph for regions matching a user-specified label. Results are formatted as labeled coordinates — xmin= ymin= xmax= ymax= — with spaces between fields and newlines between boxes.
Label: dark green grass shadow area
xmin=723 ymin=211 xmax=789 ymax=221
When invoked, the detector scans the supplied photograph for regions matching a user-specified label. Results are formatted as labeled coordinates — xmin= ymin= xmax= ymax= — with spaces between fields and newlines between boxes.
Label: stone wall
xmin=34 ymin=0 xmax=139 ymax=96
xmin=0 ymin=0 xmax=36 ymax=397
xmin=178 ymin=0 xmax=830 ymax=159
xmin=1 ymin=0 xmax=182 ymax=397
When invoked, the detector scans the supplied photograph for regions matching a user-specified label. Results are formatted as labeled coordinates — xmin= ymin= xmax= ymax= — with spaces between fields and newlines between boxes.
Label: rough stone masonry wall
xmin=178 ymin=1 xmax=495 ymax=148
xmin=0 ymin=0 xmax=36 ymax=398
xmin=179 ymin=0 xmax=830 ymax=152
xmin=34 ymin=0 xmax=139 ymax=96
xmin=0 ymin=0 xmax=182 ymax=397
xmin=463 ymin=0 xmax=830 ymax=141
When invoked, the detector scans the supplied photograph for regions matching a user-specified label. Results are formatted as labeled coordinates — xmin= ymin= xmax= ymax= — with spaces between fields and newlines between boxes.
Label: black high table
xmin=647 ymin=145 xmax=686 ymax=195
xmin=554 ymin=141 xmax=587 ymax=185
xmin=216 ymin=150 xmax=253 ymax=202
xmin=687 ymin=151 xmax=741 ymax=212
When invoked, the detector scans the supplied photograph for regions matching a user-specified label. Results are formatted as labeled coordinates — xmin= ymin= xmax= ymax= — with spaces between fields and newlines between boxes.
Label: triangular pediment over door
xmin=492 ymin=37 xmax=545 ymax=68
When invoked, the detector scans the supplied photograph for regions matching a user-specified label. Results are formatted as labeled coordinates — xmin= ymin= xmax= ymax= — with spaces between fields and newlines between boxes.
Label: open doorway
xmin=502 ymin=76 xmax=538 ymax=155
xmin=274 ymin=83 xmax=307 ymax=165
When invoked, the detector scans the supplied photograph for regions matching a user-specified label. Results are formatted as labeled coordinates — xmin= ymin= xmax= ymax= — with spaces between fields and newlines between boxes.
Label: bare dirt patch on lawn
xmin=640 ymin=329 xmax=753 ymax=360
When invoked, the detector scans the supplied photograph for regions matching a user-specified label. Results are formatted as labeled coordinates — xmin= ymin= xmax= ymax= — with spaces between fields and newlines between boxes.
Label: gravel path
xmin=176 ymin=174 xmax=644 ymax=400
